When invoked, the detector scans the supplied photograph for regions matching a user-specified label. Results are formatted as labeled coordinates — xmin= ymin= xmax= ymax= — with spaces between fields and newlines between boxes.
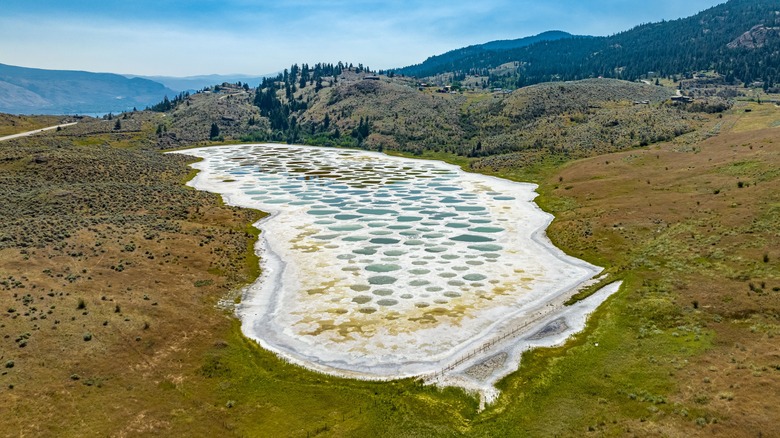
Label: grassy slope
xmin=163 ymin=75 xmax=701 ymax=168
xmin=0 ymin=114 xmax=67 ymax=136
xmin=301 ymin=77 xmax=700 ymax=163
xmin=0 ymin=99 xmax=778 ymax=437
xmin=529 ymin=102 xmax=779 ymax=436
xmin=0 ymin=117 xmax=261 ymax=436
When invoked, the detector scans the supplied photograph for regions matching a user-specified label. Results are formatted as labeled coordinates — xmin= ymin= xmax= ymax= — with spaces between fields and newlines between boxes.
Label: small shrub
xmin=199 ymin=356 xmax=230 ymax=378
xmin=76 ymin=298 xmax=86 ymax=310
xmin=83 ymin=333 xmax=92 ymax=341
xmin=4 ymin=360 xmax=14 ymax=369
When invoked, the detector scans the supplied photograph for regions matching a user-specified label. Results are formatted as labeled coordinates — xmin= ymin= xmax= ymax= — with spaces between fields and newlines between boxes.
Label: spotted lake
xmin=177 ymin=144 xmax=601 ymax=378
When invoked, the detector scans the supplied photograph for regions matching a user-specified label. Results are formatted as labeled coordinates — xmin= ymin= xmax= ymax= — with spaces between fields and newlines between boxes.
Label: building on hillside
xmin=671 ymin=95 xmax=694 ymax=103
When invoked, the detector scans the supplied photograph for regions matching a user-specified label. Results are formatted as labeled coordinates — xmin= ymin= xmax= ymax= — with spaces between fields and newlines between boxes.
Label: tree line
xmin=393 ymin=0 xmax=780 ymax=90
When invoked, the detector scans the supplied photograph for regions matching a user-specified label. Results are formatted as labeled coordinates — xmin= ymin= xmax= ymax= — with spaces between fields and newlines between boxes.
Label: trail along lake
xmin=177 ymin=144 xmax=605 ymax=379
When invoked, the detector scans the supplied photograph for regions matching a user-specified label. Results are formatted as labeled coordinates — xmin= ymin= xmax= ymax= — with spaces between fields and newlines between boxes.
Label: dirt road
xmin=0 ymin=122 xmax=78 ymax=142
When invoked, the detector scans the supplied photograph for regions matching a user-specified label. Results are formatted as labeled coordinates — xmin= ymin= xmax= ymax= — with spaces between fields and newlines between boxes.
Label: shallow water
xmin=178 ymin=144 xmax=601 ymax=377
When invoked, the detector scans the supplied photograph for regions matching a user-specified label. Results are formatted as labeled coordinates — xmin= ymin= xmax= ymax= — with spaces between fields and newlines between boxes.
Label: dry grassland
xmin=0 ymin=123 xmax=264 ymax=436
xmin=0 ymin=99 xmax=777 ymax=436
xmin=535 ymin=102 xmax=779 ymax=436
xmin=0 ymin=115 xmax=67 ymax=136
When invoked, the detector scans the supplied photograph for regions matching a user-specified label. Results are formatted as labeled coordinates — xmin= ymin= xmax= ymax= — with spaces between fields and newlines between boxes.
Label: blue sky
xmin=1 ymin=0 xmax=726 ymax=77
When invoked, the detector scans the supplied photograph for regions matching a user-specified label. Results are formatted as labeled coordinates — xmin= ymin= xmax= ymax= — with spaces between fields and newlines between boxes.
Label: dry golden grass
xmin=0 ymin=126 xmax=265 ymax=436
xmin=0 ymin=223 xmax=263 ymax=436
xmin=0 ymin=114 xmax=66 ymax=136
xmin=730 ymin=100 xmax=780 ymax=132
xmin=538 ymin=111 xmax=780 ymax=436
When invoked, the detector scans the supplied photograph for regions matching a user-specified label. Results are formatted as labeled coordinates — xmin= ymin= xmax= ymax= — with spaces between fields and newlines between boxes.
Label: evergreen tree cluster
xmin=250 ymin=62 xmax=374 ymax=145
xmin=148 ymin=91 xmax=190 ymax=112
xmin=351 ymin=117 xmax=371 ymax=144
xmin=209 ymin=122 xmax=220 ymax=140
xmin=253 ymin=87 xmax=289 ymax=131
xmin=395 ymin=31 xmax=575 ymax=79
xmin=394 ymin=0 xmax=780 ymax=89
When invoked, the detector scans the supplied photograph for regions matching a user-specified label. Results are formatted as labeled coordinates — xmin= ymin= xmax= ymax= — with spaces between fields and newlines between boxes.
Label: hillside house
xmin=671 ymin=95 xmax=694 ymax=103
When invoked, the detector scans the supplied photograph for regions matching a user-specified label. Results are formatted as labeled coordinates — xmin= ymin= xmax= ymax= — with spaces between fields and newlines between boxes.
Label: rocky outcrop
xmin=727 ymin=25 xmax=780 ymax=50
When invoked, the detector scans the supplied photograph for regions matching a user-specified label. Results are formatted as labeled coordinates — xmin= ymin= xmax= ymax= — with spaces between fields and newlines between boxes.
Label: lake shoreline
xmin=174 ymin=143 xmax=621 ymax=401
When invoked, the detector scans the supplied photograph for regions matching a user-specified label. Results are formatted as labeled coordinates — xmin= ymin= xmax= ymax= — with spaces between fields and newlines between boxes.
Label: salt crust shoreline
xmin=174 ymin=144 xmax=622 ymax=402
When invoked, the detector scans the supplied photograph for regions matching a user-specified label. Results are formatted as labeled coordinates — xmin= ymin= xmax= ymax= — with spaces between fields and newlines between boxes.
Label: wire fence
xmin=423 ymin=301 xmax=566 ymax=380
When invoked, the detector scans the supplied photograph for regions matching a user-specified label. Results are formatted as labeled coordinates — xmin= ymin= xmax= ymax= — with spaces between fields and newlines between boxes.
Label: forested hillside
xmin=154 ymin=65 xmax=706 ymax=177
xmin=394 ymin=0 xmax=780 ymax=89
xmin=396 ymin=31 xmax=578 ymax=79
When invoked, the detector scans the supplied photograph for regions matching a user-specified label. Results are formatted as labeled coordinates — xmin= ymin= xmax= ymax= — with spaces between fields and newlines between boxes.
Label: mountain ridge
xmin=395 ymin=30 xmax=580 ymax=78
xmin=0 ymin=63 xmax=177 ymax=115
xmin=393 ymin=0 xmax=780 ymax=89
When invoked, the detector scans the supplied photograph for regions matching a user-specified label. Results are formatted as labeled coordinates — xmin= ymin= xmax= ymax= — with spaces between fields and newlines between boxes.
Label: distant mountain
xmin=395 ymin=31 xmax=580 ymax=78
xmin=127 ymin=74 xmax=273 ymax=93
xmin=0 ymin=63 xmax=176 ymax=115
xmin=394 ymin=0 xmax=780 ymax=89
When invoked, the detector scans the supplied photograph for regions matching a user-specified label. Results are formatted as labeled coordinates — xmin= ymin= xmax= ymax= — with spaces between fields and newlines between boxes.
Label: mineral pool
xmin=178 ymin=144 xmax=601 ymax=378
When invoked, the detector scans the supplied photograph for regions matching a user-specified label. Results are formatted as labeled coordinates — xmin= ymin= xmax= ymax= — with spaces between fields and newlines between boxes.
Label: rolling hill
xmin=152 ymin=67 xmax=700 ymax=180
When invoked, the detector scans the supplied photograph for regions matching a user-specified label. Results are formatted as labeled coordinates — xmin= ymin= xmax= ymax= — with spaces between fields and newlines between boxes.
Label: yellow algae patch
xmin=303 ymin=279 xmax=341 ymax=296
